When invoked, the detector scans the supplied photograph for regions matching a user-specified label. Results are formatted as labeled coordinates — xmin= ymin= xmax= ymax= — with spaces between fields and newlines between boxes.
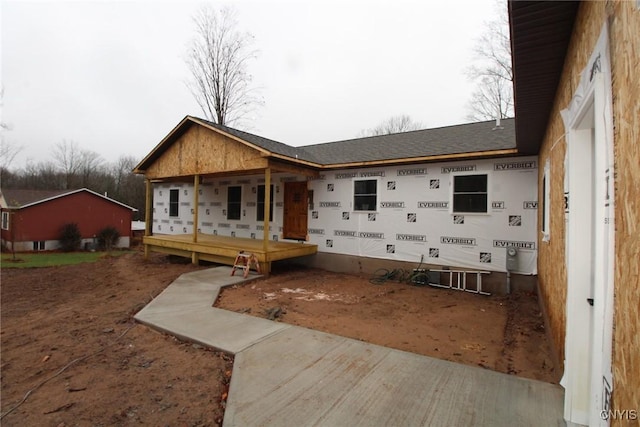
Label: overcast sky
xmin=2 ymin=0 xmax=500 ymax=169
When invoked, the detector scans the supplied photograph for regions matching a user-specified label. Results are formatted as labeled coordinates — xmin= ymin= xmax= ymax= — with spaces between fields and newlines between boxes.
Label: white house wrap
xmin=151 ymin=154 xmax=538 ymax=275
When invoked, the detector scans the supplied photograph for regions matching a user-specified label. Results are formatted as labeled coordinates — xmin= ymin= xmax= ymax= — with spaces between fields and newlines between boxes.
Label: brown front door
xmin=283 ymin=181 xmax=308 ymax=240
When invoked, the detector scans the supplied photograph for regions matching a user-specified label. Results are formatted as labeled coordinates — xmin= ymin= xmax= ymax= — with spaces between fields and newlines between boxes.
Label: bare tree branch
xmin=359 ymin=115 xmax=423 ymax=137
xmin=185 ymin=6 xmax=262 ymax=127
xmin=465 ymin=1 xmax=513 ymax=121
xmin=0 ymin=140 xmax=22 ymax=170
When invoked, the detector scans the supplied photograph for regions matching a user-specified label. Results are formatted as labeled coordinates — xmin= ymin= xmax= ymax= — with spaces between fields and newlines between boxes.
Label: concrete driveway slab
xmin=224 ymin=326 xmax=564 ymax=427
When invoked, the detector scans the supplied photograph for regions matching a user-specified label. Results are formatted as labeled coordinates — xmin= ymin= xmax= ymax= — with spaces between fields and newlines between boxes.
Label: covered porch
xmin=143 ymin=233 xmax=318 ymax=274
xmin=134 ymin=116 xmax=323 ymax=273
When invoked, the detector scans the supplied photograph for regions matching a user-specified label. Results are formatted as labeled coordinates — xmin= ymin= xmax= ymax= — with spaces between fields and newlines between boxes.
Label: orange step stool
xmin=230 ymin=251 xmax=261 ymax=278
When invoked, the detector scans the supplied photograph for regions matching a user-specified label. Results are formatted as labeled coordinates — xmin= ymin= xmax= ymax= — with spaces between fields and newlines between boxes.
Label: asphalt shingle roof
xmin=0 ymin=188 xmax=138 ymax=211
xmin=136 ymin=116 xmax=516 ymax=173
xmin=196 ymin=117 xmax=515 ymax=165
xmin=303 ymin=119 xmax=516 ymax=164
xmin=1 ymin=189 xmax=70 ymax=208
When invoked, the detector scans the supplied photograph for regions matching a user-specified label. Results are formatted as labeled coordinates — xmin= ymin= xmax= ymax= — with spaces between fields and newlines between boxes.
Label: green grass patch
xmin=1 ymin=251 xmax=133 ymax=269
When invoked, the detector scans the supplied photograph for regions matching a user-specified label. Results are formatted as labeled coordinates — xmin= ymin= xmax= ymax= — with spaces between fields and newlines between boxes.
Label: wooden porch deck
xmin=143 ymin=233 xmax=318 ymax=273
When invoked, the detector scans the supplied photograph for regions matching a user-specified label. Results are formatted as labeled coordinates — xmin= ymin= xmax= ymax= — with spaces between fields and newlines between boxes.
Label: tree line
xmin=1 ymin=140 xmax=146 ymax=220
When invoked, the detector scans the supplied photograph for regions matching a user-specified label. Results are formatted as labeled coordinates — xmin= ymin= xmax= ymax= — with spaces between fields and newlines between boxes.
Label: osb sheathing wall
xmin=537 ymin=0 xmax=639 ymax=416
xmin=609 ymin=0 xmax=640 ymax=417
xmin=145 ymin=125 xmax=268 ymax=180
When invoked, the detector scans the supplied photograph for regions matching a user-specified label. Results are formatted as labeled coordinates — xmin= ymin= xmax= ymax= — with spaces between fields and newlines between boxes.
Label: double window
xmin=353 ymin=179 xmax=377 ymax=211
xmin=452 ymin=174 xmax=488 ymax=213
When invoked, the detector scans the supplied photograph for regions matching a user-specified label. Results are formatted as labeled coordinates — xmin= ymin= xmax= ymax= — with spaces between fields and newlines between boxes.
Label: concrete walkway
xmin=135 ymin=266 xmax=565 ymax=427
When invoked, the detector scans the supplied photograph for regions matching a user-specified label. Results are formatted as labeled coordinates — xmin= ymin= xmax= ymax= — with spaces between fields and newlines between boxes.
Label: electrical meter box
xmin=506 ymin=246 xmax=519 ymax=271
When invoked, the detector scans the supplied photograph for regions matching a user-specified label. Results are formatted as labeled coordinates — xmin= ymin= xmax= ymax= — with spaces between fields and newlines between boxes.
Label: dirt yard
xmin=1 ymin=252 xmax=230 ymax=426
xmin=217 ymin=264 xmax=558 ymax=383
xmin=2 ymin=252 xmax=557 ymax=426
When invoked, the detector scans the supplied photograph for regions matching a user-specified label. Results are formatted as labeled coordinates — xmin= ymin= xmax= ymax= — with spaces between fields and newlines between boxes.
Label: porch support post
xmin=192 ymin=174 xmax=200 ymax=265
xmin=193 ymin=174 xmax=200 ymax=243
xmin=263 ymin=167 xmax=271 ymax=253
xmin=144 ymin=178 xmax=152 ymax=259
xmin=144 ymin=179 xmax=152 ymax=237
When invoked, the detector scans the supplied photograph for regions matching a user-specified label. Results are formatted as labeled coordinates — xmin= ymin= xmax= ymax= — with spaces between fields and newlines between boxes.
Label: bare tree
xmin=52 ymin=140 xmax=83 ymax=189
xmin=78 ymin=149 xmax=104 ymax=188
xmin=112 ymin=155 xmax=137 ymax=193
xmin=52 ymin=140 xmax=104 ymax=189
xmin=359 ymin=115 xmax=423 ymax=137
xmin=465 ymin=2 xmax=513 ymax=121
xmin=185 ymin=6 xmax=262 ymax=127
xmin=467 ymin=74 xmax=513 ymax=121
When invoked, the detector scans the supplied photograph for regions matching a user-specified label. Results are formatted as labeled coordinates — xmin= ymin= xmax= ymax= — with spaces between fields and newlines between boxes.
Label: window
xmin=257 ymin=185 xmax=273 ymax=222
xmin=32 ymin=241 xmax=45 ymax=251
xmin=227 ymin=186 xmax=242 ymax=220
xmin=1 ymin=212 xmax=9 ymax=230
xmin=354 ymin=179 xmax=377 ymax=211
xmin=169 ymin=189 xmax=179 ymax=217
xmin=452 ymin=174 xmax=488 ymax=213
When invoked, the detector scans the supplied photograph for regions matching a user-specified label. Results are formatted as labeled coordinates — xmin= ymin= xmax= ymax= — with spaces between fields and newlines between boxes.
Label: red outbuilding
xmin=0 ymin=188 xmax=137 ymax=251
